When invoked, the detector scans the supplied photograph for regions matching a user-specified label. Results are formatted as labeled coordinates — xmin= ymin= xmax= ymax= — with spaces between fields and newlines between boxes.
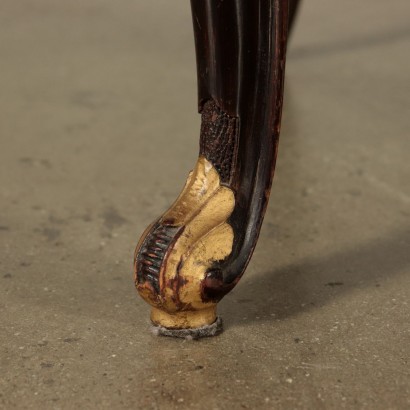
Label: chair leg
xmin=134 ymin=0 xmax=292 ymax=338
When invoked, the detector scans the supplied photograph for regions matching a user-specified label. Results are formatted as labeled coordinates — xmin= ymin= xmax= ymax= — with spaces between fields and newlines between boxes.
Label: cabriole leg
xmin=134 ymin=0 xmax=294 ymax=338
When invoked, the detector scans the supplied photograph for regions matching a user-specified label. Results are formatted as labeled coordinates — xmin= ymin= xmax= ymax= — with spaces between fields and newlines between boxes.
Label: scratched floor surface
xmin=1 ymin=1 xmax=409 ymax=409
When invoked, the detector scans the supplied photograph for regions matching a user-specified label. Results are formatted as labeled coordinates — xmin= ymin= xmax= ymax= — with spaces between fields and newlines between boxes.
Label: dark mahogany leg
xmin=134 ymin=0 xmax=293 ymax=338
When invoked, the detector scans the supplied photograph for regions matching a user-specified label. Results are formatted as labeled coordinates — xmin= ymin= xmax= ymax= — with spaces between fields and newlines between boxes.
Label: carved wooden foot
xmin=134 ymin=0 xmax=294 ymax=338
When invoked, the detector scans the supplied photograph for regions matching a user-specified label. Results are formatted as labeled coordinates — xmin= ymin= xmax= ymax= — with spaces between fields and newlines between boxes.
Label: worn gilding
xmin=134 ymin=156 xmax=235 ymax=329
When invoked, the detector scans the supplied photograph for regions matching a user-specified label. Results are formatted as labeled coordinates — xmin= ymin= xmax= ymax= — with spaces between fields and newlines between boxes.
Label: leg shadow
xmin=222 ymin=228 xmax=410 ymax=327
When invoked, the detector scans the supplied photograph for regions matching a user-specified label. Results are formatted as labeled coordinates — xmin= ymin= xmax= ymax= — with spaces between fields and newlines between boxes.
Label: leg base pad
xmin=151 ymin=317 xmax=223 ymax=340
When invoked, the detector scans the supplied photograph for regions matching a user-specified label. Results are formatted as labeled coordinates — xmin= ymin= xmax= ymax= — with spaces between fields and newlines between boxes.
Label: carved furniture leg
xmin=134 ymin=0 xmax=292 ymax=338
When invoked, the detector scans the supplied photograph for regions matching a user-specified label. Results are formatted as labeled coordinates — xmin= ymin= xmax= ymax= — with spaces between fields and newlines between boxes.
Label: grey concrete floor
xmin=1 ymin=1 xmax=409 ymax=409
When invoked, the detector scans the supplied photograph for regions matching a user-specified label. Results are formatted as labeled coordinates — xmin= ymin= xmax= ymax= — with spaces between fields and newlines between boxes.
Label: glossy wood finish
xmin=134 ymin=0 xmax=296 ymax=334
xmin=191 ymin=0 xmax=290 ymax=299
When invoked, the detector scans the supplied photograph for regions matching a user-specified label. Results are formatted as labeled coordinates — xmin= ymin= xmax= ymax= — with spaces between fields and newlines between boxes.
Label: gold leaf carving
xmin=134 ymin=156 xmax=235 ymax=329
